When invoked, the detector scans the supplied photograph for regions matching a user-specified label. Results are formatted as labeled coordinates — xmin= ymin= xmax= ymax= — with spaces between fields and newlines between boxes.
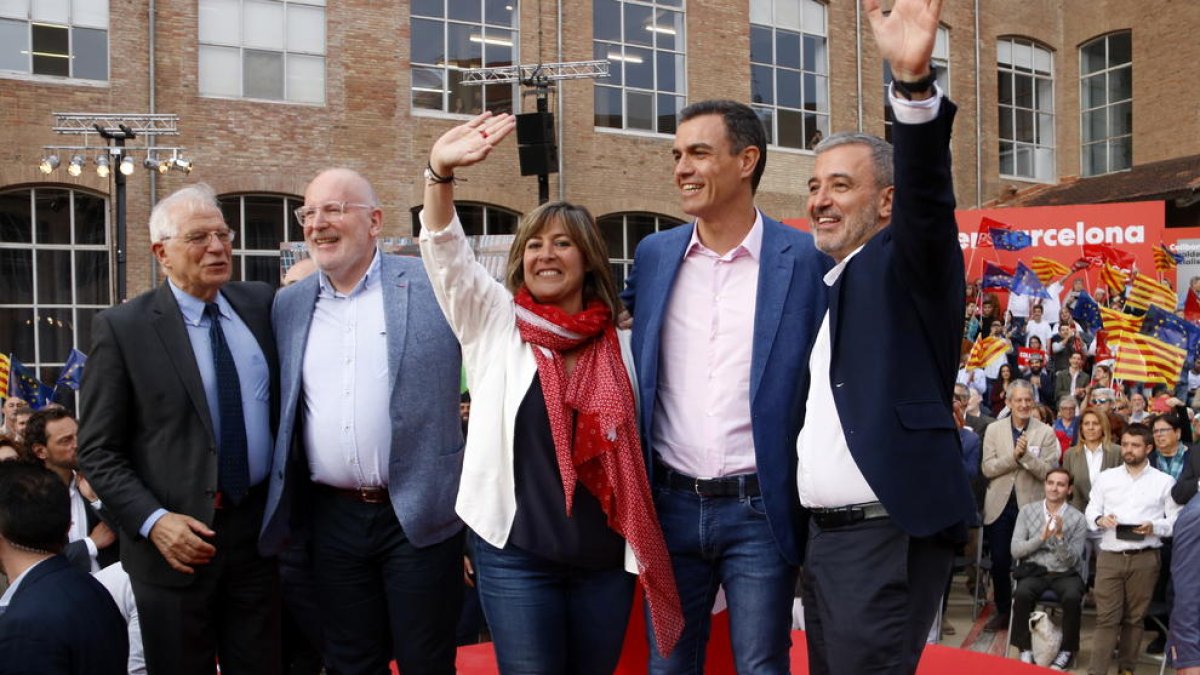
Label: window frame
xmin=749 ymin=0 xmax=831 ymax=151
xmin=593 ymin=0 xmax=688 ymax=136
xmin=1079 ymin=31 xmax=1133 ymax=177
xmin=597 ymin=211 xmax=683 ymax=288
xmin=219 ymin=193 xmax=305 ymax=288
xmin=409 ymin=0 xmax=520 ymax=118
xmin=0 ymin=0 xmax=110 ymax=82
xmin=996 ymin=36 xmax=1056 ymax=183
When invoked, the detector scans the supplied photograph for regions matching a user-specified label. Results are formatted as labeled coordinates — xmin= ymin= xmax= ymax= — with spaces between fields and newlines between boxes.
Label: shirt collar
xmin=168 ymin=279 xmax=231 ymax=326
xmin=318 ymin=248 xmax=381 ymax=298
xmin=683 ymin=210 xmax=764 ymax=262
xmin=823 ymin=245 xmax=867 ymax=287
xmin=0 ymin=557 xmax=49 ymax=610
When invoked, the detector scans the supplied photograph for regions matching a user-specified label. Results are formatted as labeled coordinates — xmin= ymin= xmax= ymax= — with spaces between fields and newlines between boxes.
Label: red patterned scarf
xmin=514 ymin=287 xmax=683 ymax=656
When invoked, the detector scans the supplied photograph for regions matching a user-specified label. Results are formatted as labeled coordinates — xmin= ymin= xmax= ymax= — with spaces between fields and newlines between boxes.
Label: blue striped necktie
xmin=205 ymin=303 xmax=249 ymax=505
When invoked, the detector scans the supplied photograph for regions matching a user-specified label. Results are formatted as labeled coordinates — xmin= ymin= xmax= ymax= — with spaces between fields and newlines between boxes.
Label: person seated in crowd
xmin=1051 ymin=322 xmax=1089 ymax=375
xmin=1114 ymin=396 xmax=1132 ymax=421
xmin=418 ymin=112 xmax=681 ymax=670
xmin=1088 ymin=387 xmax=1126 ymax=442
xmin=1055 ymin=352 xmax=1090 ymax=406
xmin=982 ymin=380 xmax=1059 ymax=630
xmin=1054 ymin=395 xmax=1080 ymax=452
xmin=1025 ymin=304 xmax=1054 ymax=350
xmin=1010 ymin=468 xmax=1087 ymax=669
xmin=0 ymin=461 xmax=128 ymax=674
xmin=1169 ymin=493 xmax=1200 ymax=675
xmin=1086 ymin=424 xmax=1183 ymax=675
xmin=1024 ymin=353 xmax=1054 ymax=407
xmin=1129 ymin=392 xmax=1150 ymax=423
xmin=990 ymin=363 xmax=1017 ymax=418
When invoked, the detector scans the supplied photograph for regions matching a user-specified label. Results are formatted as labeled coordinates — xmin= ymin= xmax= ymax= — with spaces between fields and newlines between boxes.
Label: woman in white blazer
xmin=418 ymin=112 xmax=682 ymax=672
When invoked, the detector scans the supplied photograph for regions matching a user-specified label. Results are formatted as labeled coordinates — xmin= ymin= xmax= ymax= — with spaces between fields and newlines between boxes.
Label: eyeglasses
xmin=1153 ymin=428 xmax=1175 ymax=435
xmin=1091 ymin=398 xmax=1110 ymax=405
xmin=294 ymin=201 xmax=375 ymax=226
xmin=163 ymin=229 xmax=236 ymax=247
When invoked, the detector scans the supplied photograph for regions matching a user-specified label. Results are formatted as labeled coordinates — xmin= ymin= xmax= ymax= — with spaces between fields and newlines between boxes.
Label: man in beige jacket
xmin=981 ymin=379 xmax=1059 ymax=629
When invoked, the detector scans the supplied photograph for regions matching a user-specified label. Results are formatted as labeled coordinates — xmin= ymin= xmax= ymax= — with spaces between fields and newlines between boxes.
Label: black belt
xmin=810 ymin=501 xmax=889 ymax=529
xmin=653 ymin=461 xmax=760 ymax=498
xmin=316 ymin=484 xmax=389 ymax=505
xmin=1107 ymin=547 xmax=1157 ymax=556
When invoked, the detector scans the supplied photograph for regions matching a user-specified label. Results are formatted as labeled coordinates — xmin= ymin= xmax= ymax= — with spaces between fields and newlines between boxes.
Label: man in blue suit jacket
xmin=260 ymin=168 xmax=465 ymax=675
xmin=795 ymin=2 xmax=977 ymax=673
xmin=623 ymin=97 xmax=826 ymax=669
xmin=0 ymin=462 xmax=127 ymax=675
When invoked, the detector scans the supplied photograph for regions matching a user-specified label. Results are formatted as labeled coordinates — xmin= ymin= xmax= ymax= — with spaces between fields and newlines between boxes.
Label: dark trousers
xmin=310 ymin=489 xmax=464 ymax=675
xmin=279 ymin=538 xmax=325 ymax=675
xmin=1010 ymin=572 xmax=1086 ymax=651
xmin=802 ymin=517 xmax=954 ymax=675
xmin=133 ymin=489 xmax=282 ymax=675
xmin=984 ymin=494 xmax=1020 ymax=613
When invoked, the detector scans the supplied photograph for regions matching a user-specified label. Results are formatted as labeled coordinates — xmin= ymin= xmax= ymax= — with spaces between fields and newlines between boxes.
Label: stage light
xmin=119 ymin=155 xmax=135 ymax=175
xmin=170 ymin=157 xmax=192 ymax=174
xmin=39 ymin=155 xmax=60 ymax=173
xmin=95 ymin=155 xmax=111 ymax=177
xmin=67 ymin=154 xmax=85 ymax=176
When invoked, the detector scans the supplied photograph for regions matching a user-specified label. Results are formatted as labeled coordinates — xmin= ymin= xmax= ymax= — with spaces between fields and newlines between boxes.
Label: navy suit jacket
xmin=623 ymin=214 xmax=827 ymax=565
xmin=0 ymin=555 xmax=127 ymax=674
xmin=62 ymin=500 xmax=120 ymax=573
xmin=824 ymin=100 xmax=975 ymax=538
xmin=260 ymin=253 xmax=465 ymax=554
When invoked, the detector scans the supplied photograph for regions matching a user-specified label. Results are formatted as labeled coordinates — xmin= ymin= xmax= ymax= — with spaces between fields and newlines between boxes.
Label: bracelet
xmin=893 ymin=66 xmax=938 ymax=101
xmin=424 ymin=162 xmax=457 ymax=185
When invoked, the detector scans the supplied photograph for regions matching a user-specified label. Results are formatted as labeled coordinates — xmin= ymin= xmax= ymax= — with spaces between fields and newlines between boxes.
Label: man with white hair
xmin=79 ymin=184 xmax=281 ymax=675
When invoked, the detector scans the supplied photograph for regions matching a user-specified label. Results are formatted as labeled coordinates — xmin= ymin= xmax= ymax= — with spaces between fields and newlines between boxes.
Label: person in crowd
xmin=1091 ymin=363 xmax=1114 ymax=393
xmin=25 ymin=409 xmax=119 ymax=573
xmin=1025 ymin=304 xmax=1054 ymax=349
xmin=968 ymin=293 xmax=1002 ymax=342
xmin=1054 ymin=395 xmax=1080 ymax=451
xmin=1063 ymin=278 xmax=1087 ymax=311
xmin=957 ymin=353 xmax=987 ymax=399
xmin=1055 ymin=352 xmax=1089 ymax=405
xmin=1025 ymin=353 xmax=1054 ymax=406
xmin=1169 ymin=493 xmax=1200 ymax=675
xmin=1130 ymin=392 xmax=1150 ymax=423
xmin=982 ymin=380 xmax=1059 ymax=630
xmin=3 ymin=404 xmax=32 ymax=444
xmin=982 ymin=320 xmax=1015 ymax=382
xmin=1009 ymin=468 xmax=1087 ymax=669
xmin=419 ymin=114 xmax=682 ymax=671
xmin=0 ymin=396 xmax=26 ymax=437
xmin=1114 ymin=396 xmax=1132 ymax=421
xmin=990 ymin=363 xmax=1016 ymax=417
xmin=259 ymin=168 xmax=466 ymax=675
xmin=1187 ymin=362 xmax=1200 ymax=405
xmin=1035 ymin=404 xmax=1057 ymax=427
xmin=1051 ymin=322 xmax=1089 ymax=375
xmin=793 ymin=3 xmax=975 ymax=670
xmin=957 ymin=383 xmax=996 ymax=440
xmin=1088 ymin=387 xmax=1126 ymax=442
xmin=93 ymin=562 xmax=147 ymax=675
xmin=1087 ymin=423 xmax=1182 ymax=675
xmin=78 ymin=183 xmax=282 ymax=675
xmin=0 ymin=433 xmax=20 ymax=462
xmin=280 ymin=256 xmax=316 ymax=287
xmin=1063 ymin=409 xmax=1120 ymax=515
xmin=0 ymin=461 xmax=128 ymax=674
xmin=1145 ymin=411 xmax=1193 ymax=654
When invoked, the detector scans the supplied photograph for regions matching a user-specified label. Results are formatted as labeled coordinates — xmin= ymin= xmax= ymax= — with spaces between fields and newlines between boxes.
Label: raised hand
xmin=863 ymin=0 xmax=943 ymax=81
xmin=429 ymin=111 xmax=517 ymax=176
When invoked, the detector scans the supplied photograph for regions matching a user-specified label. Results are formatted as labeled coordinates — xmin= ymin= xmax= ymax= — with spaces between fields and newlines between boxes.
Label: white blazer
xmin=419 ymin=213 xmax=639 ymax=573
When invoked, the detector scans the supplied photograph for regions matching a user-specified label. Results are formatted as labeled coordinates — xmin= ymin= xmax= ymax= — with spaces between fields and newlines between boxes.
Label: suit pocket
xmin=894 ymin=400 xmax=955 ymax=431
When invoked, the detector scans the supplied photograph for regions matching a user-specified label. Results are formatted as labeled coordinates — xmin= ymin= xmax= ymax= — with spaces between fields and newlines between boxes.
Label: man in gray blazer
xmin=260 ymin=168 xmax=465 ymax=675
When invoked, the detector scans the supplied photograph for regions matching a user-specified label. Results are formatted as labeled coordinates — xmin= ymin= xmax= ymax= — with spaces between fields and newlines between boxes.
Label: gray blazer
xmin=260 ymin=253 xmax=464 ymax=553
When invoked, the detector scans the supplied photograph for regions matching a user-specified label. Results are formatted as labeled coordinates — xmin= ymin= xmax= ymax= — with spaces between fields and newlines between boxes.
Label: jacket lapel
xmin=751 ymin=220 xmax=794 ymax=404
xmin=150 ymin=283 xmax=215 ymax=442
xmin=380 ymin=256 xmax=409 ymax=400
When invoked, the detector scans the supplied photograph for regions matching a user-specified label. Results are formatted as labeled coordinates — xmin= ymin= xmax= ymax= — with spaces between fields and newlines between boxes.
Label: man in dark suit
xmin=25 ymin=408 xmax=119 ymax=573
xmin=260 ymin=168 xmax=465 ymax=675
xmin=0 ymin=461 xmax=127 ymax=675
xmin=78 ymin=184 xmax=281 ymax=675
xmin=795 ymin=1 xmax=977 ymax=672
xmin=622 ymin=87 xmax=826 ymax=675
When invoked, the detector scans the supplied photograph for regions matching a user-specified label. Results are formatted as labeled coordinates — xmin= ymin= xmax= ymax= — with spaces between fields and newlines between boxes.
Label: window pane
xmin=776 ymin=0 xmax=800 ymax=31
xmin=243 ymin=196 xmax=285 ymax=249
xmin=75 ymin=250 xmax=108 ymax=305
xmin=0 ymin=249 xmax=32 ymax=303
xmin=457 ymin=203 xmax=484 ymax=235
xmin=199 ymin=44 xmax=240 ymax=97
xmin=447 ymin=0 xmax=480 ymax=22
xmin=448 ymin=68 xmax=481 ymax=114
xmin=754 ymin=105 xmax=774 ymax=145
xmin=998 ymin=106 xmax=1013 ymax=140
xmin=31 ymin=0 xmax=67 ymax=23
xmin=447 ymin=22 xmax=480 ymax=66
xmin=482 ymin=82 xmax=512 ymax=114
xmin=411 ymin=0 xmax=440 ymax=18
xmin=483 ymin=27 xmax=512 ymax=67
xmin=412 ymin=65 xmax=444 ymax=109
xmin=39 ymin=308 xmax=74 ymax=360
xmin=1036 ymin=113 xmax=1054 ymax=145
xmin=999 ymin=140 xmax=1014 ymax=175
xmin=596 ymin=42 xmax=620 ymax=84
xmin=625 ymin=46 xmax=651 ymax=89
xmin=37 ymin=249 xmax=72 ymax=304
xmin=749 ymin=0 xmax=770 ymax=25
xmin=803 ymin=73 xmax=827 ymax=111
xmin=287 ymin=53 xmax=324 ymax=103
xmin=31 ymin=23 xmax=69 ymax=76
xmin=1034 ymin=46 xmax=1051 ymax=74
xmin=656 ymin=94 xmax=679 ymax=135
xmin=1014 ymin=109 xmax=1034 ymax=143
xmin=1081 ymin=73 xmax=1104 ymax=109
xmin=74 ymin=191 xmax=105 ymax=245
xmin=1035 ymin=77 xmax=1052 ymax=112
xmin=627 ymin=214 xmax=656 ymax=251
xmin=624 ymin=3 xmax=651 ymax=47
xmin=653 ymin=9 xmax=682 ymax=51
xmin=0 ymin=308 xmax=35 ymax=360
xmin=287 ymin=4 xmax=324 ymax=54
xmin=599 ymin=216 xmax=623 ymax=258
xmin=750 ymin=25 xmax=771 ymax=64
xmin=0 ymin=190 xmax=31 ymax=243
xmin=35 ymin=189 xmax=72 ymax=244
xmin=593 ymin=0 xmax=620 ymax=41
xmin=1084 ymin=142 xmax=1105 ymax=175
xmin=655 ymin=51 xmax=680 ymax=93
xmin=72 ymin=0 xmax=106 ymax=28
xmin=75 ymin=308 xmax=99 ymax=353
xmin=776 ymin=30 xmax=799 ymax=69
xmin=1111 ymin=100 xmax=1132 ymax=136
xmin=1108 ymin=32 xmax=1131 ymax=67
xmin=0 ymin=0 xmax=27 ymax=20
xmin=1110 ymin=138 xmax=1131 ymax=171
xmin=1082 ymin=108 xmax=1105 ymax=143
xmin=0 ymin=18 xmax=28 ymax=72
xmin=410 ymin=18 xmax=443 ymax=63
xmin=484 ymin=0 xmax=514 ymax=26
xmin=72 ymin=26 xmax=107 ymax=80
xmin=199 ymin=0 xmax=239 ymax=45
xmin=594 ymin=85 xmax=622 ymax=128
xmin=1108 ymin=65 xmax=1131 ymax=102
xmin=244 ymin=0 xmax=284 ymax=50
xmin=1013 ymin=73 xmax=1032 ymax=108
xmin=803 ymin=33 xmax=825 ymax=72
xmin=803 ymin=0 xmax=825 ymax=33
xmin=1035 ymin=146 xmax=1054 ymax=180
xmin=751 ymin=64 xmax=773 ymax=105
xmin=626 ymin=90 xmax=652 ymax=130
xmin=777 ymin=69 xmax=801 ymax=109
xmin=242 ymin=255 xmax=280 ymax=286
xmin=777 ymin=108 xmax=804 ymax=149
xmin=1080 ymin=39 xmax=1105 ymax=75
xmin=244 ymin=49 xmax=284 ymax=99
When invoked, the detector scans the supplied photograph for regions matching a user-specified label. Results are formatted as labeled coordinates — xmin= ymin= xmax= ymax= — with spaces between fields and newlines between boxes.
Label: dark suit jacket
xmin=62 ymin=499 xmax=120 ymax=573
xmin=78 ymin=282 xmax=279 ymax=587
xmin=823 ymin=100 xmax=975 ymax=538
xmin=0 ymin=555 xmax=127 ymax=674
xmin=623 ymin=215 xmax=827 ymax=565
xmin=1172 ymin=445 xmax=1200 ymax=506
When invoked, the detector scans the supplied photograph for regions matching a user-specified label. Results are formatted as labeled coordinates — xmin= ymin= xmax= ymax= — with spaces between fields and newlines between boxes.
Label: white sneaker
xmin=1018 ymin=650 xmax=1035 ymax=664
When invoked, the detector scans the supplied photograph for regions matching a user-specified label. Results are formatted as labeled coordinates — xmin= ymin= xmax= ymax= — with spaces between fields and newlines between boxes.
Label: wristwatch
xmin=893 ymin=66 xmax=938 ymax=100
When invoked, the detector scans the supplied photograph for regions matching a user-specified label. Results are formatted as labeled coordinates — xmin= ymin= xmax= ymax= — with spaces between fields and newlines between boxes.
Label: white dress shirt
xmin=1084 ymin=443 xmax=1106 ymax=486
xmin=67 ymin=474 xmax=98 ymax=572
xmin=1085 ymin=463 xmax=1182 ymax=551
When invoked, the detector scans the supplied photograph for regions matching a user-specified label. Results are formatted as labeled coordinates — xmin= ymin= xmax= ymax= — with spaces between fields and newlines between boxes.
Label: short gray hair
xmin=148 ymin=183 xmax=220 ymax=243
xmin=813 ymin=132 xmax=894 ymax=188
xmin=1006 ymin=379 xmax=1034 ymax=399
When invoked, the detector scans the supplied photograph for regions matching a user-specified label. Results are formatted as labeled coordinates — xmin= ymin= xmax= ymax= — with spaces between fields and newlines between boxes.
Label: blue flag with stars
xmin=990 ymin=227 xmax=1033 ymax=251
xmin=10 ymin=358 xmax=54 ymax=409
xmin=981 ymin=262 xmax=1013 ymax=291
xmin=1072 ymin=292 xmax=1103 ymax=333
xmin=55 ymin=349 xmax=87 ymax=391
xmin=1011 ymin=261 xmax=1052 ymax=299
xmin=1141 ymin=305 xmax=1200 ymax=361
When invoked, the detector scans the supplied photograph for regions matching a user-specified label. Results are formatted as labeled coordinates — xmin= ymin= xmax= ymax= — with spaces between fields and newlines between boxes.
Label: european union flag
xmin=1072 ymin=292 xmax=1103 ymax=333
xmin=981 ymin=262 xmax=1013 ymax=291
xmin=1011 ymin=261 xmax=1052 ymax=300
xmin=990 ymin=227 xmax=1033 ymax=251
xmin=10 ymin=358 xmax=54 ymax=409
xmin=1143 ymin=305 xmax=1200 ymax=361
xmin=55 ymin=348 xmax=87 ymax=391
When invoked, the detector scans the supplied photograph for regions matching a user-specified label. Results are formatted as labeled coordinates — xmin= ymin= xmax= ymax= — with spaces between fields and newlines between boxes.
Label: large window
xmin=409 ymin=201 xmax=519 ymax=236
xmin=883 ymin=25 xmax=949 ymax=142
xmin=749 ymin=0 xmax=828 ymax=150
xmin=0 ymin=187 xmax=110 ymax=399
xmin=1080 ymin=32 xmax=1132 ymax=177
xmin=598 ymin=212 xmax=683 ymax=288
xmin=198 ymin=0 xmax=326 ymax=104
xmin=411 ymin=0 xmax=517 ymax=115
xmin=219 ymin=194 xmax=303 ymax=287
xmin=997 ymin=38 xmax=1055 ymax=181
xmin=593 ymin=0 xmax=686 ymax=134
xmin=0 ymin=0 xmax=108 ymax=80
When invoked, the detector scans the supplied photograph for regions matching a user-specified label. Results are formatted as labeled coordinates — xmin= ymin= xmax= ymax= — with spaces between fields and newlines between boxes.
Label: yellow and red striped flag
xmin=0 ymin=353 xmax=9 ymax=399
xmin=1099 ymin=264 xmax=1129 ymax=295
xmin=1125 ymin=273 xmax=1178 ymax=312
xmin=1099 ymin=305 xmax=1142 ymax=337
xmin=1111 ymin=332 xmax=1186 ymax=386
xmin=1030 ymin=256 xmax=1070 ymax=284
xmin=965 ymin=337 xmax=1009 ymax=371
xmin=1154 ymin=244 xmax=1183 ymax=272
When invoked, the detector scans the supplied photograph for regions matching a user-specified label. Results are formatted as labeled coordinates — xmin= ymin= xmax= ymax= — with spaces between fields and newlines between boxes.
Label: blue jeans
xmin=473 ymin=535 xmax=635 ymax=674
xmin=647 ymin=484 xmax=797 ymax=674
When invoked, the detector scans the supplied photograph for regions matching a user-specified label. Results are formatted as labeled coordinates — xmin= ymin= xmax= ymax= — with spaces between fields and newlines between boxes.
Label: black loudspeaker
xmin=516 ymin=111 xmax=558 ymax=176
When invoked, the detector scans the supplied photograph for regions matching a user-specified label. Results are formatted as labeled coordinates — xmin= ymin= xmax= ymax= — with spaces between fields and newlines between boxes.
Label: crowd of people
xmin=0 ymin=2 xmax=1194 ymax=675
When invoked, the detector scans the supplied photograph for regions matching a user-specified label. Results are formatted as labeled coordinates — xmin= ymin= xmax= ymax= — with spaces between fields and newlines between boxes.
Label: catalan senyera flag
xmin=1111 ymin=332 xmax=1186 ymax=386
xmin=965 ymin=337 xmax=1009 ymax=371
xmin=1154 ymin=244 xmax=1184 ymax=272
xmin=0 ymin=354 xmax=9 ymax=400
xmin=1099 ymin=305 xmax=1142 ymax=337
xmin=1126 ymin=273 xmax=1178 ymax=312
xmin=1099 ymin=264 xmax=1129 ymax=295
xmin=1030 ymin=256 xmax=1070 ymax=284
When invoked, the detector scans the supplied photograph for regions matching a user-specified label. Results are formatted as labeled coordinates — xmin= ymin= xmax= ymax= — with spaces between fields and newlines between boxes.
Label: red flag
xmin=1186 ymin=289 xmax=1200 ymax=324
xmin=1017 ymin=347 xmax=1046 ymax=369
xmin=1082 ymin=243 xmax=1135 ymax=269
xmin=974 ymin=217 xmax=1003 ymax=248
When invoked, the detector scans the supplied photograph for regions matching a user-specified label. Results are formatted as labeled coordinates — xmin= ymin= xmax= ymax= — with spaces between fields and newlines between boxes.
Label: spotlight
xmin=67 ymin=154 xmax=85 ymax=176
xmin=170 ymin=157 xmax=192 ymax=174
xmin=95 ymin=155 xmax=111 ymax=178
xmin=39 ymin=154 xmax=60 ymax=174
xmin=119 ymin=155 xmax=135 ymax=175
xmin=158 ymin=160 xmax=170 ymax=174
xmin=143 ymin=157 xmax=159 ymax=170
